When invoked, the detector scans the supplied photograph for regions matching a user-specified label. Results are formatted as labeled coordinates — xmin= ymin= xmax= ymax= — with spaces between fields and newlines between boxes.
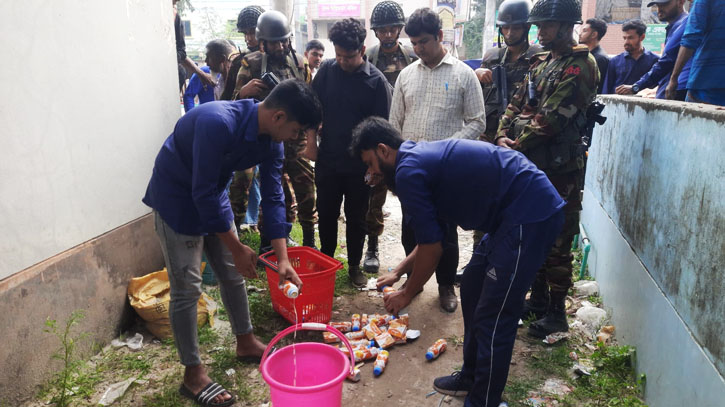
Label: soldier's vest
xmin=367 ymin=43 xmax=416 ymax=87
xmin=481 ymin=44 xmax=541 ymax=119
xmin=513 ymin=48 xmax=594 ymax=174
xmin=248 ymin=51 xmax=309 ymax=160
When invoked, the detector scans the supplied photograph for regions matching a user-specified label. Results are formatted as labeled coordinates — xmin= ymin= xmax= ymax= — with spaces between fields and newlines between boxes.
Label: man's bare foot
xmin=236 ymin=332 xmax=266 ymax=359
xmin=183 ymin=365 xmax=232 ymax=404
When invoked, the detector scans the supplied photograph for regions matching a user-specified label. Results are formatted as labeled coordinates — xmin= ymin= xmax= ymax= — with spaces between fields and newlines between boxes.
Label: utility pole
xmin=272 ymin=0 xmax=294 ymax=23
xmin=481 ymin=0 xmax=497 ymax=57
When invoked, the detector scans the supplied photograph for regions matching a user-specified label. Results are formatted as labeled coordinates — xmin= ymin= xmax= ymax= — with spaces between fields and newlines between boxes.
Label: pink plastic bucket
xmin=260 ymin=323 xmax=355 ymax=407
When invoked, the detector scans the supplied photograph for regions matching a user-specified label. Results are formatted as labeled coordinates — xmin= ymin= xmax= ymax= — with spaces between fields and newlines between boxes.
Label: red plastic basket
xmin=259 ymin=247 xmax=343 ymax=324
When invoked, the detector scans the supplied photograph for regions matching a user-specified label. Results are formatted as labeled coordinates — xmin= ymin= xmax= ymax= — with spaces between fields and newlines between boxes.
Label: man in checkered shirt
xmin=387 ymin=7 xmax=486 ymax=313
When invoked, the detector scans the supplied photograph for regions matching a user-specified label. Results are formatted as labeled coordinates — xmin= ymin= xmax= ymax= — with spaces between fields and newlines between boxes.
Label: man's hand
xmin=199 ymin=71 xmax=217 ymax=87
xmin=364 ymin=170 xmax=384 ymax=187
xmin=239 ymin=79 xmax=268 ymax=99
xmin=276 ymin=259 xmax=303 ymax=289
xmin=475 ymin=68 xmax=493 ymax=84
xmin=376 ymin=272 xmax=401 ymax=290
xmin=496 ymin=136 xmax=518 ymax=149
xmin=231 ymin=244 xmax=259 ymax=279
xmin=665 ymin=78 xmax=678 ymax=100
xmin=615 ymin=85 xmax=634 ymax=95
xmin=383 ymin=290 xmax=412 ymax=316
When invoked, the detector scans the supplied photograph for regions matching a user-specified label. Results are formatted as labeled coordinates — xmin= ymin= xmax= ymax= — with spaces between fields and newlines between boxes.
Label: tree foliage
xmin=176 ymin=0 xmax=194 ymax=15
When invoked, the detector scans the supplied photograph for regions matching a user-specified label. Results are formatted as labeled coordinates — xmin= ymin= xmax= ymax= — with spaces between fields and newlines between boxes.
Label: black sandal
xmin=179 ymin=382 xmax=235 ymax=407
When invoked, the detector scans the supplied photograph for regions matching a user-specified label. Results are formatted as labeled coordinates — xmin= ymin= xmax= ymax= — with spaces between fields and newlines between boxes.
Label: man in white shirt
xmin=390 ymin=8 xmax=486 ymax=141
xmin=387 ymin=7 xmax=485 ymax=312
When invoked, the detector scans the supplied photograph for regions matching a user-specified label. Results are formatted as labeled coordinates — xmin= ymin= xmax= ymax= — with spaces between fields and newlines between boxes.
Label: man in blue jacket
xmin=351 ymin=117 xmax=565 ymax=407
xmin=143 ymin=80 xmax=322 ymax=406
xmin=616 ymin=0 xmax=690 ymax=100
xmin=602 ymin=19 xmax=659 ymax=94
xmin=667 ymin=0 xmax=725 ymax=105
xmin=183 ymin=40 xmax=235 ymax=112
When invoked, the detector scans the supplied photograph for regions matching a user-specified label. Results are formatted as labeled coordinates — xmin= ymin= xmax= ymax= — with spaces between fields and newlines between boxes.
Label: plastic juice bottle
xmin=281 ymin=281 xmax=299 ymax=299
xmin=426 ymin=339 xmax=447 ymax=360
xmin=373 ymin=349 xmax=390 ymax=376
xmin=351 ymin=314 xmax=361 ymax=331
xmin=381 ymin=285 xmax=396 ymax=294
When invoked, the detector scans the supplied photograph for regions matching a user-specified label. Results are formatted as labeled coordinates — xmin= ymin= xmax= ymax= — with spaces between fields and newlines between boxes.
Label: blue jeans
xmin=153 ymin=212 xmax=253 ymax=366
xmin=460 ymin=210 xmax=564 ymax=406
xmin=245 ymin=166 xmax=260 ymax=225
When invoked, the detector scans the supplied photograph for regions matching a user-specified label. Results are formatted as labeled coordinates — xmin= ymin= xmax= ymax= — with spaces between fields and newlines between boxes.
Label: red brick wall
xmin=580 ymin=0 xmax=625 ymax=56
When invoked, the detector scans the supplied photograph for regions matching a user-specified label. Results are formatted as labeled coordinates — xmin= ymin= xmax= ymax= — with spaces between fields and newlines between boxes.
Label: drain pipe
xmin=578 ymin=223 xmax=591 ymax=279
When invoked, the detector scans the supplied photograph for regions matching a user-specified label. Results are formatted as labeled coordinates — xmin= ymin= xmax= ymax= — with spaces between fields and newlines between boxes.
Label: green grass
xmin=565 ymin=344 xmax=646 ymax=406
xmin=587 ymin=294 xmax=603 ymax=307
xmin=504 ymin=377 xmax=540 ymax=406
xmin=142 ymin=370 xmax=190 ymax=407
xmin=119 ymin=354 xmax=152 ymax=376
xmin=528 ymin=343 xmax=574 ymax=378
xmin=198 ymin=323 xmax=219 ymax=345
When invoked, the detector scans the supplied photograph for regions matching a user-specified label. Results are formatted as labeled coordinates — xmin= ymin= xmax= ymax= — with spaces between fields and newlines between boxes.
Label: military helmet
xmin=496 ymin=0 xmax=533 ymax=26
xmin=370 ymin=1 xmax=406 ymax=29
xmin=236 ymin=5 xmax=265 ymax=32
xmin=256 ymin=10 xmax=292 ymax=41
xmin=527 ymin=0 xmax=582 ymax=24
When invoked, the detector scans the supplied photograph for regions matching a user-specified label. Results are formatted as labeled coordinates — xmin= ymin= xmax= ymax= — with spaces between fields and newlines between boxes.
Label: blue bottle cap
xmin=352 ymin=326 xmax=360 ymax=332
xmin=373 ymin=366 xmax=382 ymax=376
xmin=426 ymin=351 xmax=434 ymax=360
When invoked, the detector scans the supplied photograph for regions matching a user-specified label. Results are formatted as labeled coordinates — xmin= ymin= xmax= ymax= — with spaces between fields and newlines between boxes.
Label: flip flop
xmin=179 ymin=382 xmax=235 ymax=407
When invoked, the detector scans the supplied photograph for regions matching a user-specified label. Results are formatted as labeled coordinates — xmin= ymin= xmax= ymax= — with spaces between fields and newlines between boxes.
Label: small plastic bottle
xmin=373 ymin=349 xmax=390 ymax=376
xmin=281 ymin=281 xmax=299 ymax=298
xmin=381 ymin=285 xmax=396 ymax=294
xmin=351 ymin=314 xmax=361 ymax=331
xmin=426 ymin=339 xmax=447 ymax=360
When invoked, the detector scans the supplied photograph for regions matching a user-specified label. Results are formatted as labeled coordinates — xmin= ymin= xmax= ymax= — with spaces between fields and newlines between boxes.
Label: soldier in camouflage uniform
xmin=225 ymin=5 xmax=264 ymax=232
xmin=362 ymin=0 xmax=417 ymax=273
xmin=495 ymin=0 xmax=598 ymax=338
xmin=233 ymin=10 xmax=317 ymax=249
xmin=472 ymin=0 xmax=542 ymax=249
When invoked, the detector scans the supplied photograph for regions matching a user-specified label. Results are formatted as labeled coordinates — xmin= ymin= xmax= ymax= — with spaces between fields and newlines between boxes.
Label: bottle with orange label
xmin=373 ymin=349 xmax=389 ymax=376
xmin=280 ymin=281 xmax=299 ymax=298
xmin=425 ymin=339 xmax=447 ymax=360
xmin=351 ymin=314 xmax=361 ymax=331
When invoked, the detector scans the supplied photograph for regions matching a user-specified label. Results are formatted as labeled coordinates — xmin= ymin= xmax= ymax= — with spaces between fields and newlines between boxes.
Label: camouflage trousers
xmin=365 ymin=183 xmax=388 ymax=237
xmin=229 ymin=168 xmax=255 ymax=230
xmin=283 ymin=156 xmax=316 ymax=229
xmin=535 ymin=169 xmax=584 ymax=295
xmin=256 ymin=156 xmax=316 ymax=242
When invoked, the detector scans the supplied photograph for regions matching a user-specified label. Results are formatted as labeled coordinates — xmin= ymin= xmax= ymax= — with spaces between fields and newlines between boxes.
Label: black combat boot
xmin=522 ymin=274 xmax=550 ymax=321
xmin=363 ymin=235 xmax=380 ymax=274
xmin=302 ymin=224 xmax=317 ymax=249
xmin=528 ymin=290 xmax=569 ymax=338
xmin=348 ymin=264 xmax=367 ymax=288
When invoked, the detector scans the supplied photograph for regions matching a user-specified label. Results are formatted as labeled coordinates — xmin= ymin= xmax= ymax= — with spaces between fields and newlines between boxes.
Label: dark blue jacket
xmin=143 ymin=100 xmax=290 ymax=237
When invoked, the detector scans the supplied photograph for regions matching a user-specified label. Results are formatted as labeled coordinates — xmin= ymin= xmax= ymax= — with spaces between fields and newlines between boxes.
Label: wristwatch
xmin=632 ymin=84 xmax=640 ymax=93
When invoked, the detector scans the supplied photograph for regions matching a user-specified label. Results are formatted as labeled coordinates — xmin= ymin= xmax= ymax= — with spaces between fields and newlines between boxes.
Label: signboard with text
xmin=644 ymin=24 xmax=667 ymax=55
xmin=318 ymin=3 xmax=361 ymax=18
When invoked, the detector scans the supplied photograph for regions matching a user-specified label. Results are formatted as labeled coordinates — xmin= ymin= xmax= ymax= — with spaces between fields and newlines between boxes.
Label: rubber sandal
xmin=179 ymin=382 xmax=235 ymax=407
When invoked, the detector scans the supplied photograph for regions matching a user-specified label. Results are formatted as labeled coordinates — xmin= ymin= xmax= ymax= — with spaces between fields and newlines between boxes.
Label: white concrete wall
xmin=582 ymin=96 xmax=725 ymax=406
xmin=0 ymin=1 xmax=181 ymax=279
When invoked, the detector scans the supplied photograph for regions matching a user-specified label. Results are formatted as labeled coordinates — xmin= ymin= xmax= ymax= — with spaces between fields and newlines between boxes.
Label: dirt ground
xmin=23 ymin=192 xmax=641 ymax=407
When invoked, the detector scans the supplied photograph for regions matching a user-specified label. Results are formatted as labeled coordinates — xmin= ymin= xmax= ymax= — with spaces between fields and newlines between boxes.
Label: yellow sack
xmin=128 ymin=269 xmax=216 ymax=340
